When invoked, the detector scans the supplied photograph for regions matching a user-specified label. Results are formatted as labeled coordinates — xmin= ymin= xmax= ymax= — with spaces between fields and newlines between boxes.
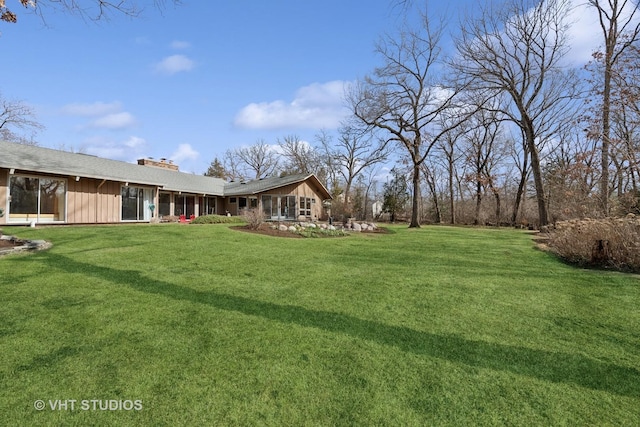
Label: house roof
xmin=0 ymin=140 xmax=226 ymax=195
xmin=224 ymin=173 xmax=332 ymax=200
xmin=0 ymin=141 xmax=332 ymax=199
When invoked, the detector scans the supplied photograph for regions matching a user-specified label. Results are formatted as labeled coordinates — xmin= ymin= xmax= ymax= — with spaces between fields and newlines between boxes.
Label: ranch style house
xmin=0 ymin=141 xmax=332 ymax=225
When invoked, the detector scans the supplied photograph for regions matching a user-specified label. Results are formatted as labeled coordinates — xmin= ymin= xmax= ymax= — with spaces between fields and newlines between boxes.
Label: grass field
xmin=0 ymin=223 xmax=638 ymax=426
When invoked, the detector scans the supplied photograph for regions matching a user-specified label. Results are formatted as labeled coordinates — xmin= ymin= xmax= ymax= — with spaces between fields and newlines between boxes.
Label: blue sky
xmin=1 ymin=1 xmax=608 ymax=174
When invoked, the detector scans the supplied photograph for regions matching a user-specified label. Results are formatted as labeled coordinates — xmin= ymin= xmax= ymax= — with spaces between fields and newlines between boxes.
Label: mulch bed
xmin=0 ymin=238 xmax=22 ymax=248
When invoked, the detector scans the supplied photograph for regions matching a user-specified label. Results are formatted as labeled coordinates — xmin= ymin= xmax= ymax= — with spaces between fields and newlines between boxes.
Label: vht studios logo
xmin=34 ymin=399 xmax=143 ymax=411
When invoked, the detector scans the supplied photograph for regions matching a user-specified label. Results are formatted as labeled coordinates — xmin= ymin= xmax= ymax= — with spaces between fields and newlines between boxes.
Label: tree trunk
xmin=427 ymin=172 xmax=442 ymax=223
xmin=489 ymin=183 xmax=501 ymax=225
xmin=600 ymin=44 xmax=612 ymax=216
xmin=474 ymin=181 xmax=482 ymax=225
xmin=511 ymin=147 xmax=529 ymax=225
xmin=524 ymin=119 xmax=549 ymax=226
xmin=343 ymin=180 xmax=353 ymax=218
xmin=448 ymin=161 xmax=456 ymax=224
xmin=409 ymin=162 xmax=421 ymax=228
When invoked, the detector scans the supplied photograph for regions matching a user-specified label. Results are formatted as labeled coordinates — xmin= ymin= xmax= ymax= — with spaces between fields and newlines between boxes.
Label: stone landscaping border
xmin=0 ymin=235 xmax=52 ymax=257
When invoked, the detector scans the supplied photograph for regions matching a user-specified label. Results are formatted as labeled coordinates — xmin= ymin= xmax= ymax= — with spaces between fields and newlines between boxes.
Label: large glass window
xmin=262 ymin=195 xmax=272 ymax=217
xmin=299 ymin=197 xmax=311 ymax=217
xmin=262 ymin=195 xmax=296 ymax=220
xmin=158 ymin=192 xmax=171 ymax=217
xmin=200 ymin=196 xmax=216 ymax=215
xmin=121 ymin=186 xmax=154 ymax=221
xmin=175 ymin=195 xmax=195 ymax=217
xmin=9 ymin=176 xmax=66 ymax=222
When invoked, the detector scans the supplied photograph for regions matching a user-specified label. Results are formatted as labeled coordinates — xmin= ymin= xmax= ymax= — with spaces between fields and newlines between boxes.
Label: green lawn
xmin=1 ymin=224 xmax=638 ymax=426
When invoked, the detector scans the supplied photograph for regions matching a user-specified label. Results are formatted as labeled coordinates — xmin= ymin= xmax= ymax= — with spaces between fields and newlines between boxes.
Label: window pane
xmin=138 ymin=188 xmax=144 ymax=220
xmin=262 ymin=195 xmax=271 ymax=217
xmin=175 ymin=195 xmax=184 ymax=216
xmin=185 ymin=196 xmax=195 ymax=217
xmin=287 ymin=196 xmax=296 ymax=219
xmin=122 ymin=187 xmax=139 ymax=220
xmin=39 ymin=178 xmax=65 ymax=221
xmin=208 ymin=197 xmax=217 ymax=215
xmin=9 ymin=176 xmax=38 ymax=219
xmin=158 ymin=193 xmax=171 ymax=216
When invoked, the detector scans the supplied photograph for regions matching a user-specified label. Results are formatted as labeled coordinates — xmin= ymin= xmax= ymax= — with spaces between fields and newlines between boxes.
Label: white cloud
xmin=81 ymin=136 xmax=148 ymax=161
xmin=170 ymin=40 xmax=191 ymax=49
xmin=60 ymin=101 xmax=138 ymax=131
xmin=123 ymin=136 xmax=147 ymax=149
xmin=60 ymin=101 xmax=122 ymax=117
xmin=90 ymin=112 xmax=137 ymax=130
xmin=154 ymin=54 xmax=195 ymax=75
xmin=551 ymin=1 xmax=639 ymax=65
xmin=170 ymin=143 xmax=199 ymax=164
xmin=564 ymin=4 xmax=604 ymax=64
xmin=234 ymin=80 xmax=352 ymax=130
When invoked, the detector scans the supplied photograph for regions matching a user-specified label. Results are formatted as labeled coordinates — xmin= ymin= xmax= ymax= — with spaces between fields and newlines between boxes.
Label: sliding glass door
xmin=261 ymin=195 xmax=296 ymax=220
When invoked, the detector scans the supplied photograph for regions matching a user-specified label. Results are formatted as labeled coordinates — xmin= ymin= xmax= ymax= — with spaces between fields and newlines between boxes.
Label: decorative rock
xmin=0 ymin=235 xmax=51 ymax=256
xmin=278 ymin=224 xmax=288 ymax=231
xmin=308 ymin=223 xmax=317 ymax=228
xmin=361 ymin=224 xmax=369 ymax=231
xmin=328 ymin=225 xmax=336 ymax=231
xmin=288 ymin=226 xmax=297 ymax=232
xmin=352 ymin=223 xmax=362 ymax=232
xmin=320 ymin=223 xmax=328 ymax=229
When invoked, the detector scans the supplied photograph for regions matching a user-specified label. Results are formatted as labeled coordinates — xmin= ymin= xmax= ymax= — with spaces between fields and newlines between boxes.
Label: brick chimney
xmin=137 ymin=157 xmax=179 ymax=171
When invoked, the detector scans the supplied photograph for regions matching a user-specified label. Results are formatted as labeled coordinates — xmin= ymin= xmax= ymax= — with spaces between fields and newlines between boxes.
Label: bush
xmin=547 ymin=215 xmax=640 ymax=272
xmin=242 ymin=208 xmax=265 ymax=230
xmin=190 ymin=215 xmax=246 ymax=225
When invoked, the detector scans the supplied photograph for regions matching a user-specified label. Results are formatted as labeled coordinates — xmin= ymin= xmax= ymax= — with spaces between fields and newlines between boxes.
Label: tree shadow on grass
xmin=28 ymin=253 xmax=640 ymax=398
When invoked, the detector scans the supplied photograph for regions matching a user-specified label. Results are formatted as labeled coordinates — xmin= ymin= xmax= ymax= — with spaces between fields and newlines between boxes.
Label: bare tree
xmin=461 ymin=107 xmax=504 ymax=225
xmin=222 ymin=149 xmax=243 ymax=181
xmin=314 ymin=129 xmax=341 ymax=196
xmin=225 ymin=140 xmax=279 ymax=180
xmin=544 ymin=128 xmax=599 ymax=220
xmin=433 ymin=112 xmax=466 ymax=224
xmin=1 ymin=0 xmax=180 ymax=24
xmin=587 ymin=0 xmax=640 ymax=215
xmin=452 ymin=0 xmax=578 ymax=226
xmin=277 ymin=134 xmax=321 ymax=176
xmin=0 ymin=92 xmax=43 ymax=145
xmin=349 ymin=11 xmax=467 ymax=227
xmin=319 ymin=123 xmax=390 ymax=217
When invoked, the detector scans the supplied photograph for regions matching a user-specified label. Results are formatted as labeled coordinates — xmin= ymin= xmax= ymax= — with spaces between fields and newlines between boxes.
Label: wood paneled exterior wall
xmin=66 ymin=178 xmax=123 ymax=224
